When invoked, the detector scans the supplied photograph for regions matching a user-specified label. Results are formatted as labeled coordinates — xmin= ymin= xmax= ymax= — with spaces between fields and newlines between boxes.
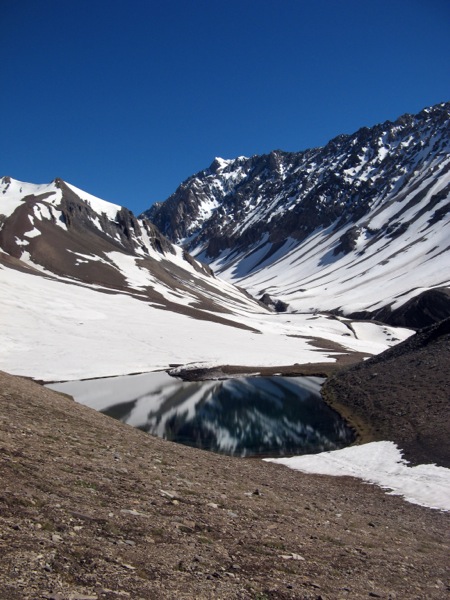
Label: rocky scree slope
xmin=0 ymin=177 xmax=266 ymax=326
xmin=322 ymin=317 xmax=450 ymax=468
xmin=0 ymin=369 xmax=449 ymax=600
xmin=145 ymin=102 xmax=450 ymax=327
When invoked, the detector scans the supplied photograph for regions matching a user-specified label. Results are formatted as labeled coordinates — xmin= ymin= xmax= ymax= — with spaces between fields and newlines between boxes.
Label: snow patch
xmin=0 ymin=178 xmax=62 ymax=217
xmin=265 ymin=441 xmax=450 ymax=511
xmin=106 ymin=251 xmax=153 ymax=290
xmin=24 ymin=228 xmax=41 ymax=239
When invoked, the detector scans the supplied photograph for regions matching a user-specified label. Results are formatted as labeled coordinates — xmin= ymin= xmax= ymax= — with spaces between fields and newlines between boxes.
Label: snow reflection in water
xmin=48 ymin=373 xmax=354 ymax=457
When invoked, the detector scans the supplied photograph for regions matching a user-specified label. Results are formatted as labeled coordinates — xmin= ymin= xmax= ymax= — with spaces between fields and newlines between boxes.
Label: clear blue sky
xmin=2 ymin=0 xmax=449 ymax=214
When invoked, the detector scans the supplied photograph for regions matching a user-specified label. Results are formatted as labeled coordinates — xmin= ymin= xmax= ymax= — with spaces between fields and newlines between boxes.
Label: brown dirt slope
xmin=323 ymin=318 xmax=450 ymax=468
xmin=0 ymin=370 xmax=449 ymax=599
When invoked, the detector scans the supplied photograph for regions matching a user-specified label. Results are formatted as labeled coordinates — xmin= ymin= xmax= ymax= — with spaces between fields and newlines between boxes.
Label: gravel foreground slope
xmin=0 ymin=371 xmax=449 ymax=600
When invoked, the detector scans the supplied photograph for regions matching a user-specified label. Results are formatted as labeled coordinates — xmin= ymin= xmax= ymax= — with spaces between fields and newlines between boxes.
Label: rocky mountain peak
xmin=144 ymin=101 xmax=450 ymax=327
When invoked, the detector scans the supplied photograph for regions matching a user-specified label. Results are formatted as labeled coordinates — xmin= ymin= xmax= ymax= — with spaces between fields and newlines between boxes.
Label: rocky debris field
xmin=0 ymin=370 xmax=449 ymax=599
xmin=322 ymin=318 xmax=450 ymax=468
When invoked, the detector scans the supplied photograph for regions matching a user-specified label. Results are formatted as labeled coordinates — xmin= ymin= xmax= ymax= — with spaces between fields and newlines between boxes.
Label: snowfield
xmin=0 ymin=263 xmax=412 ymax=382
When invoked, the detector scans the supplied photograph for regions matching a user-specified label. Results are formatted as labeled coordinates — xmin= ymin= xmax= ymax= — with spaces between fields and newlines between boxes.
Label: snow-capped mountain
xmin=144 ymin=102 xmax=450 ymax=327
xmin=1 ymin=174 xmax=414 ymax=382
xmin=0 ymin=176 xmax=265 ymax=325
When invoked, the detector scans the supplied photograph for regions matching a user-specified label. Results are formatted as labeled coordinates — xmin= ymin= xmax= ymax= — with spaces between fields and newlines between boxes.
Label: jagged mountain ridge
xmin=144 ymin=102 xmax=450 ymax=326
xmin=0 ymin=177 xmax=267 ymax=327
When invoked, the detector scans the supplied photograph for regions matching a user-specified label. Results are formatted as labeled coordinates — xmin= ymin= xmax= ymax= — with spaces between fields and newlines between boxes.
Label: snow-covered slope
xmin=145 ymin=102 xmax=450 ymax=327
xmin=0 ymin=263 xmax=412 ymax=381
xmin=0 ymin=176 xmax=265 ymax=326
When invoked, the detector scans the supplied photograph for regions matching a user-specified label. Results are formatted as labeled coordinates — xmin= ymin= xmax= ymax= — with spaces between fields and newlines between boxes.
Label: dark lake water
xmin=48 ymin=373 xmax=354 ymax=457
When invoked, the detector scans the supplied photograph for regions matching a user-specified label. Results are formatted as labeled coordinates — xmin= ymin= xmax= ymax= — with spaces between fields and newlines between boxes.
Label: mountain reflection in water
xmin=100 ymin=376 xmax=354 ymax=457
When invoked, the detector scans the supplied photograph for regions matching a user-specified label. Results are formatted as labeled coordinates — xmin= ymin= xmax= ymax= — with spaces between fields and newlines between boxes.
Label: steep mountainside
xmin=145 ymin=102 xmax=450 ymax=327
xmin=0 ymin=177 xmax=266 ymax=325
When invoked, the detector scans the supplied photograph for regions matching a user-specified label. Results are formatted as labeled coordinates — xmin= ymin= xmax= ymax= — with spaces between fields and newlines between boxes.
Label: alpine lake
xmin=47 ymin=372 xmax=355 ymax=458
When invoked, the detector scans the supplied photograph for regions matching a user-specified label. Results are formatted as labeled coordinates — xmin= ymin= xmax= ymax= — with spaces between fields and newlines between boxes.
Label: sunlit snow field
xmin=0 ymin=264 xmax=412 ymax=382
